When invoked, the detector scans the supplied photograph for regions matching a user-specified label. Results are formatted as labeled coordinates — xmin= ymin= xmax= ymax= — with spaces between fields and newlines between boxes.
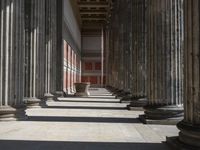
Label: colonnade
xmin=106 ymin=0 xmax=184 ymax=122
xmin=0 ymin=0 xmax=63 ymax=120
xmin=106 ymin=0 xmax=200 ymax=149
xmin=106 ymin=0 xmax=148 ymax=102
xmin=106 ymin=0 xmax=133 ymax=92
xmin=0 ymin=0 xmax=200 ymax=149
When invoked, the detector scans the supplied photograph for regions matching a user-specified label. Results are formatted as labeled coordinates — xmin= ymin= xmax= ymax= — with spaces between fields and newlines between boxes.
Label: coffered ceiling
xmin=77 ymin=0 xmax=112 ymax=29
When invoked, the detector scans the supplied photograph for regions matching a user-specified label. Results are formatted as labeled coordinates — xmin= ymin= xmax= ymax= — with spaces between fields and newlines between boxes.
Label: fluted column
xmin=24 ymin=0 xmax=46 ymax=107
xmin=0 ymin=0 xmax=26 ymax=120
xmin=55 ymin=0 xmax=64 ymax=97
xmin=123 ymin=0 xmax=132 ymax=92
xmin=127 ymin=0 xmax=148 ymax=109
xmin=174 ymin=0 xmax=200 ymax=148
xmin=51 ymin=0 xmax=57 ymax=96
xmin=106 ymin=0 xmax=134 ymax=97
xmin=44 ymin=0 xmax=57 ymax=101
xmin=117 ymin=1 xmax=123 ymax=90
xmin=108 ymin=1 xmax=120 ymax=89
xmin=118 ymin=0 xmax=132 ymax=92
xmin=112 ymin=2 xmax=120 ymax=89
xmin=131 ymin=0 xmax=147 ymax=97
xmin=140 ymin=0 xmax=184 ymax=124
xmin=36 ymin=1 xmax=46 ymax=100
xmin=116 ymin=0 xmax=134 ymax=100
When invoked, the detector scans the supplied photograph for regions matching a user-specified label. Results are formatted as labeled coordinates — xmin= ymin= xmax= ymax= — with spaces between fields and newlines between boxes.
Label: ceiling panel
xmin=77 ymin=0 xmax=112 ymax=29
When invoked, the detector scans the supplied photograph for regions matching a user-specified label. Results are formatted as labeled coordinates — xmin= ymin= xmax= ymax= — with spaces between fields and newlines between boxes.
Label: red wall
xmin=81 ymin=61 xmax=105 ymax=86
xmin=63 ymin=40 xmax=81 ymax=94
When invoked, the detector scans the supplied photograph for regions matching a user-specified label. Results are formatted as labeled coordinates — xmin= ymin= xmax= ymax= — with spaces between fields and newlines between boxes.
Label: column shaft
xmin=106 ymin=0 xmax=133 ymax=98
xmin=56 ymin=0 xmax=64 ymax=97
xmin=44 ymin=0 xmax=57 ymax=101
xmin=24 ymin=0 xmax=45 ymax=107
xmin=176 ymin=0 xmax=200 ymax=148
xmin=127 ymin=0 xmax=148 ymax=109
xmin=141 ymin=0 xmax=184 ymax=124
xmin=132 ymin=0 xmax=147 ymax=97
xmin=0 ymin=0 xmax=26 ymax=120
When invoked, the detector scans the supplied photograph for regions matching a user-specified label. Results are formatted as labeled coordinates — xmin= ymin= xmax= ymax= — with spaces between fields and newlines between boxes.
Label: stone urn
xmin=74 ymin=82 xmax=90 ymax=97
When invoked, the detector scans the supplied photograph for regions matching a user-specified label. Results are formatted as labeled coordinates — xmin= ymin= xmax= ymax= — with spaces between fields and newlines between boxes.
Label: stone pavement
xmin=0 ymin=88 xmax=178 ymax=150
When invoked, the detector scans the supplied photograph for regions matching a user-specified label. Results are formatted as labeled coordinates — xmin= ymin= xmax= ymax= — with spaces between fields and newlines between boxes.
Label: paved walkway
xmin=0 ymin=88 xmax=178 ymax=150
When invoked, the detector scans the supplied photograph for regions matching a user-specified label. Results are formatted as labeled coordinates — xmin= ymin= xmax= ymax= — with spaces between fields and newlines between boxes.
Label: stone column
xmin=0 ymin=0 xmax=26 ymax=120
xmin=118 ymin=3 xmax=124 ymax=91
xmin=140 ymin=0 xmax=184 ymax=125
xmin=111 ymin=1 xmax=118 ymax=90
xmin=106 ymin=0 xmax=131 ymax=94
xmin=44 ymin=0 xmax=57 ymax=101
xmin=124 ymin=0 xmax=146 ymax=107
xmin=123 ymin=0 xmax=132 ymax=94
xmin=126 ymin=0 xmax=148 ymax=107
xmin=111 ymin=8 xmax=118 ymax=91
xmin=116 ymin=1 xmax=125 ymax=95
xmin=105 ymin=28 xmax=110 ymax=86
xmin=168 ymin=0 xmax=200 ymax=149
xmin=108 ymin=0 xmax=132 ymax=98
xmin=116 ymin=0 xmax=132 ymax=100
xmin=36 ymin=0 xmax=46 ymax=101
xmin=51 ymin=0 xmax=58 ymax=97
xmin=24 ymin=0 xmax=46 ymax=107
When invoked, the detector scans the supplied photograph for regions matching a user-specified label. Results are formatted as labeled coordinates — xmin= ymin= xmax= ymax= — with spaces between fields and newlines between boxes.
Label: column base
xmin=120 ymin=95 xmax=133 ymax=103
xmin=0 ymin=106 xmax=27 ymax=121
xmin=112 ymin=89 xmax=123 ymax=96
xmin=116 ymin=91 xmax=131 ymax=99
xmin=166 ymin=136 xmax=200 ymax=150
xmin=176 ymin=121 xmax=200 ymax=148
xmin=127 ymin=98 xmax=147 ymax=111
xmin=55 ymin=91 xmax=64 ymax=97
xmin=14 ymin=104 xmax=28 ymax=120
xmin=63 ymin=92 xmax=68 ymax=97
xmin=139 ymin=115 xmax=183 ymax=125
xmin=139 ymin=105 xmax=183 ymax=125
xmin=44 ymin=93 xmax=56 ymax=102
xmin=109 ymin=87 xmax=118 ymax=93
xmin=24 ymin=97 xmax=42 ymax=108
xmin=74 ymin=91 xmax=90 ymax=97
xmin=105 ymin=86 xmax=113 ymax=92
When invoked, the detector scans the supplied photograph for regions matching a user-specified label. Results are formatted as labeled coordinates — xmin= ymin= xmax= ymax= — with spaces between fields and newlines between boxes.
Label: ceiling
xmin=77 ymin=0 xmax=112 ymax=30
